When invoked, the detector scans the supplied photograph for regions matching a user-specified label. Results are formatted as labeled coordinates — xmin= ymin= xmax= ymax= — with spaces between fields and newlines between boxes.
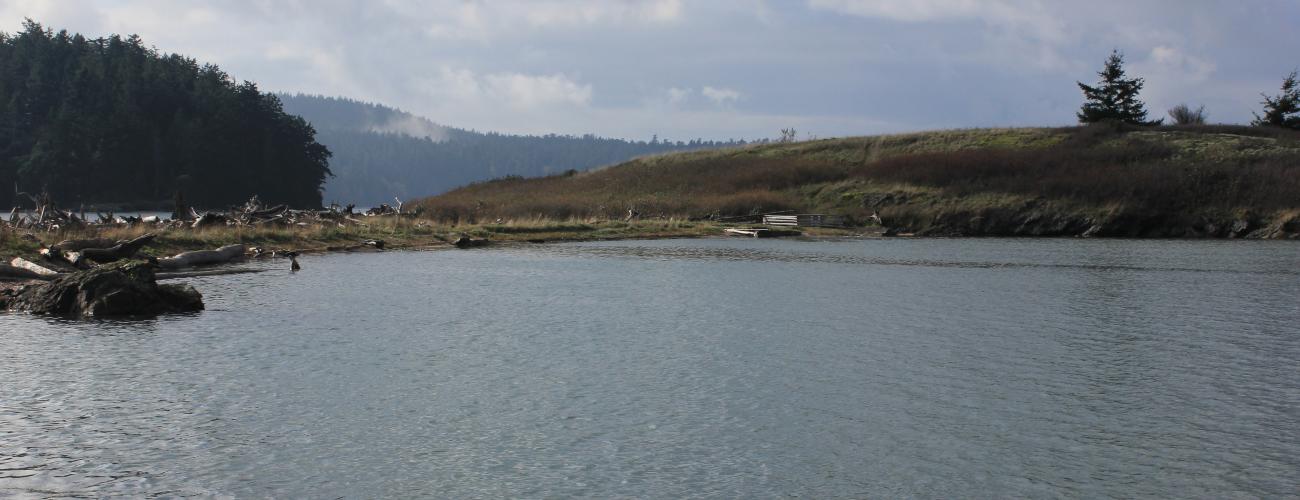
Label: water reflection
xmin=517 ymin=239 xmax=1300 ymax=276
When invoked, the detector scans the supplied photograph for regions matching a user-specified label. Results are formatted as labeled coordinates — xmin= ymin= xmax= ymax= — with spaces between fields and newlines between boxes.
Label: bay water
xmin=2 ymin=238 xmax=1297 ymax=497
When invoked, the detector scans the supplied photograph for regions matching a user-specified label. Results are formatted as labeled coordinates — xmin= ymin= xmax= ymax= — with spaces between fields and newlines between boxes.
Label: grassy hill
xmin=413 ymin=124 xmax=1300 ymax=238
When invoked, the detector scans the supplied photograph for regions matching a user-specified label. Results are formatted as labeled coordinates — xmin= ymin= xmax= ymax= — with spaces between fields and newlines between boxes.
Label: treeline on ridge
xmin=278 ymin=94 xmax=749 ymax=206
xmin=0 ymin=20 xmax=331 ymax=209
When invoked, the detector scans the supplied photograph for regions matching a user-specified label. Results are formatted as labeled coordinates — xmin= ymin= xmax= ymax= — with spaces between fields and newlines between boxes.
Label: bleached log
xmin=9 ymin=257 xmax=60 ymax=277
xmin=248 ymin=204 xmax=287 ymax=218
xmin=0 ymin=264 xmax=51 ymax=281
xmin=39 ymin=247 xmax=70 ymax=265
xmin=192 ymin=212 xmax=228 ymax=228
xmin=156 ymin=244 xmax=246 ymax=269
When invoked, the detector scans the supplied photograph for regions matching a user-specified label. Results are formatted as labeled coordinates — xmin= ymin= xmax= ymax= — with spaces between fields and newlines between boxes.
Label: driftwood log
xmin=156 ymin=244 xmax=246 ymax=269
xmin=192 ymin=212 xmax=229 ymax=228
xmin=0 ymin=264 xmax=50 ymax=281
xmin=248 ymin=204 xmax=287 ymax=218
xmin=50 ymin=238 xmax=116 ymax=252
xmin=79 ymin=233 xmax=157 ymax=265
xmin=453 ymin=236 xmax=490 ymax=248
xmin=0 ymin=260 xmax=203 ymax=317
xmin=9 ymin=257 xmax=60 ymax=277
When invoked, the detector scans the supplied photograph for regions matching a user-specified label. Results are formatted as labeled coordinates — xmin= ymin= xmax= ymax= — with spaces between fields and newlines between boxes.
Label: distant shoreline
xmin=5 ymin=216 xmax=1297 ymax=276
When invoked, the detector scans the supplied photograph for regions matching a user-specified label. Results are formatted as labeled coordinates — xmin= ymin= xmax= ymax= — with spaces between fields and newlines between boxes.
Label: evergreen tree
xmin=1252 ymin=71 xmax=1300 ymax=129
xmin=1077 ymin=50 xmax=1161 ymax=125
xmin=0 ymin=20 xmax=332 ymax=208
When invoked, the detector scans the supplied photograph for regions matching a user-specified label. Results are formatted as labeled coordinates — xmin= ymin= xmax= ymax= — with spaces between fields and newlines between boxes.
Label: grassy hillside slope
xmin=413 ymin=125 xmax=1300 ymax=238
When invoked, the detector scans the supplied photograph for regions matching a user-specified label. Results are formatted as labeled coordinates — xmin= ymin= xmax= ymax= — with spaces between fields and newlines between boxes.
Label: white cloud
xmin=522 ymin=0 xmax=682 ymax=26
xmin=264 ymin=43 xmax=357 ymax=94
xmin=806 ymin=0 xmax=1064 ymax=38
xmin=484 ymin=73 xmax=594 ymax=110
xmin=1145 ymin=45 xmax=1216 ymax=82
xmin=425 ymin=67 xmax=484 ymax=102
xmin=411 ymin=0 xmax=683 ymax=40
xmin=702 ymin=86 xmax=741 ymax=105
xmin=2 ymin=0 xmax=1293 ymax=137
xmin=666 ymin=87 xmax=692 ymax=105
xmin=1130 ymin=45 xmax=1219 ymax=119
xmin=420 ymin=2 xmax=489 ymax=41
xmin=807 ymin=0 xmax=984 ymax=22
xmin=417 ymin=67 xmax=592 ymax=113
xmin=807 ymin=0 xmax=1072 ymax=70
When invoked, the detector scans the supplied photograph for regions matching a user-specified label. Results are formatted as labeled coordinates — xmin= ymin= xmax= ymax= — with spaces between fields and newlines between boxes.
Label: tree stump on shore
xmin=0 ymin=260 xmax=203 ymax=317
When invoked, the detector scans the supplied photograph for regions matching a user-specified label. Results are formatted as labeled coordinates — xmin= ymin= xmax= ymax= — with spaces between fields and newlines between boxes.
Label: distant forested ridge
xmin=0 ymin=21 xmax=331 ymax=209
xmin=278 ymin=94 xmax=746 ymax=206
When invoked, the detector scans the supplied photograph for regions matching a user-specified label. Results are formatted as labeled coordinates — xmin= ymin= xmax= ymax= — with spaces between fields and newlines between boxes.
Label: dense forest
xmin=0 ymin=21 xmax=331 ymax=209
xmin=278 ymin=94 xmax=746 ymax=206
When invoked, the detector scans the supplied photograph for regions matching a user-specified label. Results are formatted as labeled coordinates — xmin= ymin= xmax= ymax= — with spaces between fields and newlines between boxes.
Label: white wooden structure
xmin=761 ymin=214 xmax=845 ymax=228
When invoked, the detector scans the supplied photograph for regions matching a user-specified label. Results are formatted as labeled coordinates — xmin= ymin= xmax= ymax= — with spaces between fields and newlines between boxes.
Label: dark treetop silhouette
xmin=0 ymin=20 xmax=332 ymax=209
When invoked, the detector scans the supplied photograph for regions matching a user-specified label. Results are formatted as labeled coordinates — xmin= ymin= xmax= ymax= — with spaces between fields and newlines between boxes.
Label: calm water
xmin=1 ymin=238 xmax=1298 ymax=498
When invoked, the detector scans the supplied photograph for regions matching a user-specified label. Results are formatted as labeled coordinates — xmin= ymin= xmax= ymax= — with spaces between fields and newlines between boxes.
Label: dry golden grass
xmin=413 ymin=125 xmax=1300 ymax=231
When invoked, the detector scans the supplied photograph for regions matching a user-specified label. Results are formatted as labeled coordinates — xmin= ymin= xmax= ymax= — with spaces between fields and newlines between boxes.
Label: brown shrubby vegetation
xmin=414 ymin=125 xmax=1300 ymax=237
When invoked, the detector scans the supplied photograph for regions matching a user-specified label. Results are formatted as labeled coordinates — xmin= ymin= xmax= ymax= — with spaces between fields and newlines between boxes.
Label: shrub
xmin=1168 ymin=104 xmax=1207 ymax=125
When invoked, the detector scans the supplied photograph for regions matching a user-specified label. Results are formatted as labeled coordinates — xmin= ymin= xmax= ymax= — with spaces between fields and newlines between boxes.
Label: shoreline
xmin=4 ymin=218 xmax=1297 ymax=304
xmin=6 ymin=217 xmax=1299 ymax=256
xmin=5 ymin=215 xmax=1299 ymax=276
xmin=0 ymin=218 xmax=755 ymax=269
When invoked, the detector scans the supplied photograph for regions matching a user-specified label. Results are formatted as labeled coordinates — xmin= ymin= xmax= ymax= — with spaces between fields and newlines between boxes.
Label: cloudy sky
xmin=3 ymin=1 xmax=1296 ymax=140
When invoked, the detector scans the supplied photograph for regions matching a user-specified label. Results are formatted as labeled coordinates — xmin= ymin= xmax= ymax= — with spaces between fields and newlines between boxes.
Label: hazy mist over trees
xmin=278 ymin=94 xmax=747 ymax=206
xmin=0 ymin=21 xmax=332 ymax=209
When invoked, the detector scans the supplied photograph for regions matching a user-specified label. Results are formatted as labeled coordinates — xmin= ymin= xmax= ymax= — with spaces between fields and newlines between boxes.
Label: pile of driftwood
xmin=5 ymin=191 xmax=94 ymax=231
xmin=1 ymin=193 xmax=409 ymax=283
xmin=0 ymin=231 xmax=260 ymax=283
xmin=189 ymin=196 xmax=415 ymax=229
xmin=4 ymin=193 xmax=411 ymax=233
xmin=185 ymin=196 xmax=377 ymax=229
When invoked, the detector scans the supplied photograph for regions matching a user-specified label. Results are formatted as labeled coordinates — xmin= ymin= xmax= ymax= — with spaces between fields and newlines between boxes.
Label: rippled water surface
xmin=2 ymin=238 xmax=1298 ymax=498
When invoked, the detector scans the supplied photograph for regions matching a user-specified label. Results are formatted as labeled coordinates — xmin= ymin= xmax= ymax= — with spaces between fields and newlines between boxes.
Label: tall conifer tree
xmin=1077 ymin=50 xmax=1161 ymax=125
xmin=1252 ymin=71 xmax=1300 ymax=129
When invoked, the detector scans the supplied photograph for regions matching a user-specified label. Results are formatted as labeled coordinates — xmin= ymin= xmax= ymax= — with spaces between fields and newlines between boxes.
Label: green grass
xmin=0 ymin=228 xmax=41 ymax=259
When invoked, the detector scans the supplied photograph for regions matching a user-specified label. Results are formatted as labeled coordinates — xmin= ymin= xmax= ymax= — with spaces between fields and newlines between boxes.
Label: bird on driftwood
xmin=284 ymin=251 xmax=301 ymax=272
